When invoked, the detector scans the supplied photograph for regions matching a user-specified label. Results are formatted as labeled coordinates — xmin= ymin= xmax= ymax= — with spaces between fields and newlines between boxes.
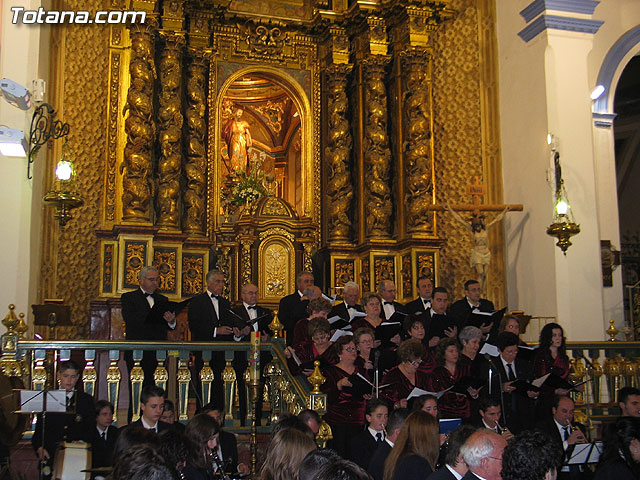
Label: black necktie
xmin=101 ymin=431 xmax=106 ymax=441
xmin=563 ymin=426 xmax=570 ymax=441
xmin=376 ymin=432 xmax=383 ymax=445
xmin=506 ymin=363 xmax=515 ymax=382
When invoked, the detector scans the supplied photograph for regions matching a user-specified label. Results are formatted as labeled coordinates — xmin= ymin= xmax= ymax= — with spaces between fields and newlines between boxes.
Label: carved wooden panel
xmin=101 ymin=241 xmax=117 ymax=295
xmin=372 ymin=255 xmax=396 ymax=289
xmin=121 ymin=239 xmax=150 ymax=290
xmin=182 ymin=252 xmax=207 ymax=297
xmin=153 ymin=246 xmax=179 ymax=296
xmin=258 ymin=237 xmax=295 ymax=302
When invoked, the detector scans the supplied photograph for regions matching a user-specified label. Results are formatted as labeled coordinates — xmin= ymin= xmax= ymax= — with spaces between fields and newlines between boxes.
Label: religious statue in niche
xmin=223 ymin=107 xmax=253 ymax=175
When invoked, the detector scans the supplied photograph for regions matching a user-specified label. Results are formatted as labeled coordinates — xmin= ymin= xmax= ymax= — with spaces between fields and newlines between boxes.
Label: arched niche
xmin=212 ymin=67 xmax=316 ymax=230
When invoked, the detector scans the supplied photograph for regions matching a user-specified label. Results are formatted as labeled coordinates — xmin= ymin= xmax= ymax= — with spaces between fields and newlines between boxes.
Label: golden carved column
xmin=401 ymin=48 xmax=434 ymax=235
xmin=324 ymin=63 xmax=354 ymax=242
xmin=362 ymin=54 xmax=392 ymax=239
xmin=122 ymin=17 xmax=157 ymax=222
xmin=353 ymin=16 xmax=392 ymax=240
xmin=156 ymin=1 xmax=185 ymax=229
xmin=184 ymin=16 xmax=211 ymax=235
xmin=240 ymin=239 xmax=253 ymax=287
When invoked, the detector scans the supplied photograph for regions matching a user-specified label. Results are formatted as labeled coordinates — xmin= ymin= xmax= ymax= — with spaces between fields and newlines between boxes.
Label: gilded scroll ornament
xmin=241 ymin=240 xmax=253 ymax=286
xmin=402 ymin=49 xmax=433 ymax=234
xmin=157 ymin=34 xmax=185 ymax=228
xmin=334 ymin=260 xmax=355 ymax=287
xmin=125 ymin=243 xmax=146 ymax=285
xmin=254 ymin=99 xmax=287 ymax=133
xmin=153 ymin=249 xmax=177 ymax=292
xmin=324 ymin=64 xmax=353 ymax=242
xmin=182 ymin=254 xmax=204 ymax=296
xmin=184 ymin=50 xmax=208 ymax=234
xmin=244 ymin=23 xmax=289 ymax=57
xmin=122 ymin=22 xmax=157 ymax=221
xmin=362 ymin=57 xmax=393 ymax=239
xmin=264 ymin=243 xmax=288 ymax=297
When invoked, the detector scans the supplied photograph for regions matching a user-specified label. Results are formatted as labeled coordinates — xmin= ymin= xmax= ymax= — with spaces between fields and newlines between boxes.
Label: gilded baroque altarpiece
xmin=39 ymin=0 xmax=505 ymax=337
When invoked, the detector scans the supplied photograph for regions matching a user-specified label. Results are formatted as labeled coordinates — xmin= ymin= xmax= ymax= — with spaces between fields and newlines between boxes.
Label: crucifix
xmin=429 ymin=177 xmax=523 ymax=291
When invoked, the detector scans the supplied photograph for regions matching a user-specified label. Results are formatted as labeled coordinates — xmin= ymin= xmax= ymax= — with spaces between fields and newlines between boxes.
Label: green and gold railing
xmin=0 ymin=305 xmax=327 ymax=473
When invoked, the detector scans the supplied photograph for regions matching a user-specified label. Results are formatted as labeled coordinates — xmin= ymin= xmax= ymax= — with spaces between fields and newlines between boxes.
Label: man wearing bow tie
xmin=188 ymin=269 xmax=234 ymax=409
xmin=121 ymin=266 xmax=177 ymax=390
xmin=378 ymin=279 xmax=406 ymax=322
xmin=329 ymin=281 xmax=363 ymax=323
xmin=450 ymin=279 xmax=495 ymax=334
xmin=405 ymin=276 xmax=433 ymax=316
xmin=231 ymin=283 xmax=273 ymax=424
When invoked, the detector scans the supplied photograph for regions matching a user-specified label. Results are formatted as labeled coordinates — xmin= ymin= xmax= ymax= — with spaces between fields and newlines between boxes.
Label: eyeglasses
xmin=359 ymin=339 xmax=373 ymax=345
xmin=409 ymin=359 xmax=423 ymax=367
xmin=343 ymin=347 xmax=357 ymax=352
xmin=487 ymin=456 xmax=502 ymax=462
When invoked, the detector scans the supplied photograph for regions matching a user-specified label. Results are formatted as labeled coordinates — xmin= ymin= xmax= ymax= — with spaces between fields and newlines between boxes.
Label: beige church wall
xmin=497 ymin=0 xmax=640 ymax=340
xmin=0 ymin=0 xmax=48 ymax=335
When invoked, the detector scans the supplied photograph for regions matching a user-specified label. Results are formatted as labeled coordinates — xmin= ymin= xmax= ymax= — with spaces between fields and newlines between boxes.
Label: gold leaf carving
xmin=264 ymin=243 xmax=289 ymax=297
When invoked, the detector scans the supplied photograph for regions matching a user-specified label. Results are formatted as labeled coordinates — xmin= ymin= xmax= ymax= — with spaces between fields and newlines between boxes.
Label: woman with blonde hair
xmin=260 ymin=428 xmax=317 ymax=480
xmin=382 ymin=410 xmax=440 ymax=480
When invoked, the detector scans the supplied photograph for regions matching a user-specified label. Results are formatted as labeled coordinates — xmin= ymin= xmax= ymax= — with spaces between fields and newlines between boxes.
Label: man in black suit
xmin=188 ymin=269 xmax=234 ymax=409
xmin=449 ymin=280 xmax=495 ymax=334
xmin=202 ymin=402 xmax=249 ymax=476
xmin=483 ymin=332 xmax=538 ymax=434
xmin=92 ymin=400 xmax=120 ymax=470
xmin=32 ymin=360 xmax=95 ymax=478
xmin=405 ymin=276 xmax=434 ymax=316
xmin=126 ymin=385 xmax=173 ymax=433
xmin=278 ymin=271 xmax=315 ymax=345
xmin=501 ymin=430 xmax=563 ymax=480
xmin=460 ymin=429 xmax=507 ymax=480
xmin=425 ymin=287 xmax=457 ymax=346
xmin=427 ymin=424 xmax=477 ymax=480
xmin=378 ymin=280 xmax=406 ymax=322
xmin=536 ymin=395 xmax=588 ymax=480
xmin=121 ymin=266 xmax=177 ymax=389
xmin=368 ymin=408 xmax=409 ymax=480
xmin=349 ymin=398 xmax=388 ymax=470
xmin=231 ymin=282 xmax=273 ymax=424
xmin=329 ymin=281 xmax=363 ymax=323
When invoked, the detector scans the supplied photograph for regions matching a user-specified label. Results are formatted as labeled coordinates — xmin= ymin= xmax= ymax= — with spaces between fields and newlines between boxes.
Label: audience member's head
xmin=311 ymin=459 xmax=372 ymax=480
xmin=299 ymin=449 xmax=341 ymax=480
xmin=271 ymin=412 xmax=315 ymax=439
xmin=385 ymin=408 xmax=410 ymax=442
xmin=160 ymin=399 xmax=176 ymax=424
xmin=444 ymin=425 xmax=477 ymax=474
xmin=598 ymin=416 xmax=640 ymax=477
xmin=298 ymin=409 xmax=322 ymax=436
xmin=618 ymin=387 xmax=640 ymax=418
xmin=260 ymin=428 xmax=317 ymax=480
xmin=184 ymin=413 xmax=220 ymax=471
xmin=158 ymin=429 xmax=190 ymax=477
xmin=112 ymin=426 xmax=159 ymax=462
xmin=110 ymin=443 xmax=173 ymax=480
xmin=501 ymin=430 xmax=561 ymax=480
xmin=382 ymin=411 xmax=439 ymax=480
xmin=460 ymin=429 xmax=507 ymax=480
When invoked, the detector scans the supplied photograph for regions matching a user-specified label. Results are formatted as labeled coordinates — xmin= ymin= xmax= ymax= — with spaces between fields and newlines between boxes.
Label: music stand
xmin=32 ymin=304 xmax=72 ymax=340
xmin=14 ymin=388 xmax=70 ymax=480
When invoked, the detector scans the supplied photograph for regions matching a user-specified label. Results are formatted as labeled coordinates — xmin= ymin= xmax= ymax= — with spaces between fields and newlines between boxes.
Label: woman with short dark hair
xmin=380 ymin=339 xmax=431 ymax=410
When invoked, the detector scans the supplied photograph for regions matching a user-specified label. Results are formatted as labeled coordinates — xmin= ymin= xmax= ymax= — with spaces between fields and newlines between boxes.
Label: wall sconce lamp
xmin=28 ymin=103 xmax=70 ymax=179
xmin=42 ymin=141 xmax=83 ymax=227
xmin=546 ymin=135 xmax=580 ymax=254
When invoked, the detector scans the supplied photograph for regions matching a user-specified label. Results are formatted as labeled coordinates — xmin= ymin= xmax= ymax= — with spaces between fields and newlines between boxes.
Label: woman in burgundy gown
xmin=381 ymin=339 xmax=431 ymax=410
xmin=428 ymin=337 xmax=479 ymax=420
xmin=291 ymin=297 xmax=333 ymax=347
xmin=403 ymin=314 xmax=436 ymax=375
xmin=284 ymin=317 xmax=337 ymax=376
xmin=321 ymin=336 xmax=369 ymax=458
xmin=533 ymin=322 xmax=571 ymax=419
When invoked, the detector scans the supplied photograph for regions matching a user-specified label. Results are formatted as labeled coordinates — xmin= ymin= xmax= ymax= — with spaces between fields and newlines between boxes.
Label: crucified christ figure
xmin=446 ymin=204 xmax=512 ymax=292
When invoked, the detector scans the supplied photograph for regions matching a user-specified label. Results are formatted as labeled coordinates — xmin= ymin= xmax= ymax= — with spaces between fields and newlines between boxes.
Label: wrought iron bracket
xmin=27 ymin=103 xmax=70 ymax=179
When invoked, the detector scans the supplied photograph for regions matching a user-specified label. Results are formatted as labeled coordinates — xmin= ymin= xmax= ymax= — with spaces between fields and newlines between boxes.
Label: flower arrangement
xmin=226 ymin=151 xmax=268 ymax=208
